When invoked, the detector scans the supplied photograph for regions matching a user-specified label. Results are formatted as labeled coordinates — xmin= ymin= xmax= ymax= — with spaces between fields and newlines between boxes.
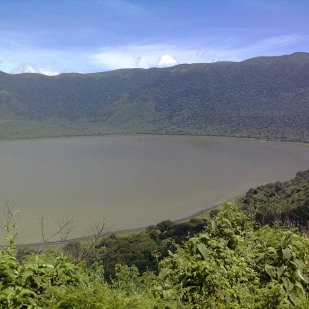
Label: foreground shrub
xmin=156 ymin=203 xmax=309 ymax=308
xmin=1 ymin=203 xmax=308 ymax=308
xmin=0 ymin=240 xmax=164 ymax=308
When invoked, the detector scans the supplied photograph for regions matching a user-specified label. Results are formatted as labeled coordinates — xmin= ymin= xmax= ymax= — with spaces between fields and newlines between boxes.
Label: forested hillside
xmin=239 ymin=169 xmax=309 ymax=227
xmin=1 ymin=52 xmax=308 ymax=142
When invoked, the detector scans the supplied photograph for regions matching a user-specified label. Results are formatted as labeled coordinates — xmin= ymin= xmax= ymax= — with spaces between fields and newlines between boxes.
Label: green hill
xmin=0 ymin=52 xmax=309 ymax=141
xmin=239 ymin=169 xmax=309 ymax=228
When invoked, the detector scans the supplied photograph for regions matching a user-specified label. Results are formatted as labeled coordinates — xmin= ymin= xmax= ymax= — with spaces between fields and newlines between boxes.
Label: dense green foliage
xmin=156 ymin=204 xmax=309 ymax=308
xmin=3 ymin=204 xmax=308 ymax=308
xmin=1 ymin=239 xmax=165 ymax=308
xmin=239 ymin=170 xmax=309 ymax=229
xmin=90 ymin=218 xmax=207 ymax=279
xmin=1 ymin=52 xmax=309 ymax=142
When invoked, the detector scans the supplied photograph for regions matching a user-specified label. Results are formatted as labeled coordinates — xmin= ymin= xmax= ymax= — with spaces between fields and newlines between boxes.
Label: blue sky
xmin=0 ymin=0 xmax=308 ymax=75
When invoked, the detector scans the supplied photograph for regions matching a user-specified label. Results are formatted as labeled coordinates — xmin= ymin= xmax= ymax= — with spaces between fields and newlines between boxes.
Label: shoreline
xmin=0 ymin=129 xmax=308 ymax=146
xmin=2 ymin=135 xmax=307 ymax=248
xmin=15 ymin=199 xmax=232 ymax=248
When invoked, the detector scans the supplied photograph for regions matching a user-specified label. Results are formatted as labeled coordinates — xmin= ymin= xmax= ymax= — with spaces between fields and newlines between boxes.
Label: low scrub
xmin=2 ymin=203 xmax=308 ymax=308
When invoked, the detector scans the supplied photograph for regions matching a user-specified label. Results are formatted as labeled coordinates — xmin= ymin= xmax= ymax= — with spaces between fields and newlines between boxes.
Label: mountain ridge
xmin=0 ymin=52 xmax=308 ymax=141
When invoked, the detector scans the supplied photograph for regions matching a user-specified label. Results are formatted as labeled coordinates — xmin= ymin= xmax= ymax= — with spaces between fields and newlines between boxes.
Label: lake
xmin=0 ymin=135 xmax=308 ymax=244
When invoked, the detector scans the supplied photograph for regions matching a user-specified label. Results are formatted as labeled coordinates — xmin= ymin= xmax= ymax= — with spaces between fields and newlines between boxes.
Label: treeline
xmin=1 ymin=52 xmax=309 ymax=142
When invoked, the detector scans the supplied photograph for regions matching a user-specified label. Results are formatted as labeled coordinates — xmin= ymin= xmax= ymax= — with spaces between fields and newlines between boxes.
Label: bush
xmin=156 ymin=203 xmax=309 ymax=308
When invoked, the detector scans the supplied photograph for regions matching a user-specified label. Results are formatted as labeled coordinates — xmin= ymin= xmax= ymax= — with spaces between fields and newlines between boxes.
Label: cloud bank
xmin=0 ymin=34 xmax=308 ymax=74
xmin=12 ymin=63 xmax=59 ymax=75
xmin=89 ymin=34 xmax=308 ymax=72
xmin=90 ymin=43 xmax=216 ymax=71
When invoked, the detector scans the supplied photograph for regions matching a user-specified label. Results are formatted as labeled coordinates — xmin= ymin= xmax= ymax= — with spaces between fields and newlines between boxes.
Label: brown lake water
xmin=0 ymin=135 xmax=308 ymax=244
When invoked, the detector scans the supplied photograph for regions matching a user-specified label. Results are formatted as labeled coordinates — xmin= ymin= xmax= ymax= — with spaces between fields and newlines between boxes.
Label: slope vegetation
xmin=0 ymin=52 xmax=308 ymax=141
xmin=239 ymin=169 xmax=309 ymax=227
xmin=4 ymin=203 xmax=309 ymax=308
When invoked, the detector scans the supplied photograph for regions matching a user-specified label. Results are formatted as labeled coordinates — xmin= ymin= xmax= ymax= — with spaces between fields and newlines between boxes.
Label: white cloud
xmin=12 ymin=63 xmax=59 ymax=75
xmin=157 ymin=54 xmax=178 ymax=68
xmin=90 ymin=43 xmax=207 ymax=70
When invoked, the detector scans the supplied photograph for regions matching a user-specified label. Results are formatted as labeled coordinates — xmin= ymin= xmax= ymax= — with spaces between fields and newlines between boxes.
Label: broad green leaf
xmin=282 ymin=248 xmax=292 ymax=261
xmin=282 ymin=276 xmax=294 ymax=292
xmin=266 ymin=247 xmax=276 ymax=255
xmin=292 ymin=240 xmax=305 ymax=250
xmin=1 ymin=286 xmax=15 ymax=297
xmin=158 ymin=267 xmax=172 ymax=280
xmin=294 ymin=281 xmax=305 ymax=295
xmin=296 ymin=269 xmax=309 ymax=284
xmin=265 ymin=264 xmax=276 ymax=278
xmin=254 ymin=253 xmax=265 ymax=262
xmin=22 ymin=270 xmax=33 ymax=282
xmin=17 ymin=287 xmax=35 ymax=297
xmin=277 ymin=265 xmax=285 ymax=278
xmin=288 ymin=291 xmax=301 ymax=306
xmin=197 ymin=243 xmax=208 ymax=260
xmin=290 ymin=259 xmax=305 ymax=271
